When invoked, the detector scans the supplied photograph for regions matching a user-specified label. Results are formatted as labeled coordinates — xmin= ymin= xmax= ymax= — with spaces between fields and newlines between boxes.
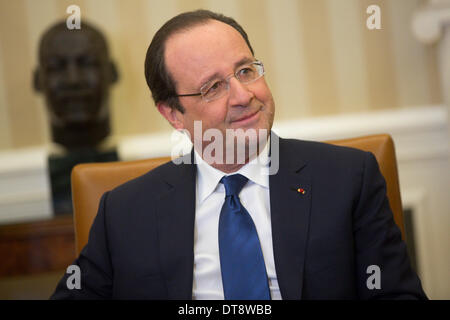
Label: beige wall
xmin=0 ymin=0 xmax=441 ymax=150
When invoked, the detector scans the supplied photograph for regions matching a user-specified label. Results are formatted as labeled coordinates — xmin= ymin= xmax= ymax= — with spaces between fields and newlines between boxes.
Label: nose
xmin=227 ymin=76 xmax=254 ymax=107
xmin=66 ymin=61 xmax=81 ymax=86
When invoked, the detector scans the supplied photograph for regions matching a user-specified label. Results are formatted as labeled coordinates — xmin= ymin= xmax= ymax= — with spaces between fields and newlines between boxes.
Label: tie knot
xmin=220 ymin=174 xmax=248 ymax=196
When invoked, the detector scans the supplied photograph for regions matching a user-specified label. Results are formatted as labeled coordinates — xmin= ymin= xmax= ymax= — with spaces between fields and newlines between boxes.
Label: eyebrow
xmin=198 ymin=56 xmax=254 ymax=89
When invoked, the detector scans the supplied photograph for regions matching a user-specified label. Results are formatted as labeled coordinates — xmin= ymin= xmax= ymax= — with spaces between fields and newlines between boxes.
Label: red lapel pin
xmin=291 ymin=187 xmax=306 ymax=194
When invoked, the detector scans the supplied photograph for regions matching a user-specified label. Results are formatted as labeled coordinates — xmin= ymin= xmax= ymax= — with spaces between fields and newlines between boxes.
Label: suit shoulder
xmin=281 ymin=137 xmax=369 ymax=161
xmin=278 ymin=137 xmax=374 ymax=175
xmin=107 ymin=158 xmax=178 ymax=200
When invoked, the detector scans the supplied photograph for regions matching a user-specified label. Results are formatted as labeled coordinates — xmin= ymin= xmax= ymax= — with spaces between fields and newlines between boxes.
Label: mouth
xmin=56 ymin=88 xmax=96 ymax=98
xmin=231 ymin=109 xmax=261 ymax=125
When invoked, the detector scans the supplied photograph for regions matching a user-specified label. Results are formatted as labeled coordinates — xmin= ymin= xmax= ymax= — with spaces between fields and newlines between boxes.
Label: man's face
xmin=38 ymin=29 xmax=112 ymax=127
xmin=162 ymin=20 xmax=275 ymax=161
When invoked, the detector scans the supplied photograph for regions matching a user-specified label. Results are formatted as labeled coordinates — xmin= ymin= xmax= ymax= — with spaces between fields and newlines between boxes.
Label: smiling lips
xmin=231 ymin=108 xmax=260 ymax=124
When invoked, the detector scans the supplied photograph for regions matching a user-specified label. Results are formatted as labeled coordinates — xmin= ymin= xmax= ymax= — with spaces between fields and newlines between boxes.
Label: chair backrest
xmin=71 ymin=134 xmax=404 ymax=255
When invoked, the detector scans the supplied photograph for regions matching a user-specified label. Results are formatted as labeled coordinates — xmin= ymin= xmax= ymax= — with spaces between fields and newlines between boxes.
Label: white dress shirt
xmin=192 ymin=139 xmax=281 ymax=300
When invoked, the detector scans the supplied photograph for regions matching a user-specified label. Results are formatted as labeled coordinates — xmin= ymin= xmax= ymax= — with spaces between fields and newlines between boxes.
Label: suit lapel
xmin=154 ymin=137 xmax=312 ymax=300
xmin=155 ymin=153 xmax=197 ymax=299
xmin=269 ymin=136 xmax=311 ymax=300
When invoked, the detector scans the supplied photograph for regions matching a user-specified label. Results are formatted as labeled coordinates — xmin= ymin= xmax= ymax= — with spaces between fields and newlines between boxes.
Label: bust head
xmin=34 ymin=21 xmax=118 ymax=150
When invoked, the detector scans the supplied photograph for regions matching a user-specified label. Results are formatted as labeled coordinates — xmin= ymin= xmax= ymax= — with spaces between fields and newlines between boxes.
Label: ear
xmin=108 ymin=60 xmax=119 ymax=84
xmin=157 ymin=101 xmax=185 ymax=130
xmin=33 ymin=68 xmax=42 ymax=92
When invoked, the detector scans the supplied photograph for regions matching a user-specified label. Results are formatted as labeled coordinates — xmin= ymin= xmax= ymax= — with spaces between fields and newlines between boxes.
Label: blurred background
xmin=0 ymin=0 xmax=448 ymax=299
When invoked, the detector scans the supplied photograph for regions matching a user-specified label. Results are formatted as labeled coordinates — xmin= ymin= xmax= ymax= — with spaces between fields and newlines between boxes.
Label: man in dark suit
xmin=51 ymin=10 xmax=426 ymax=300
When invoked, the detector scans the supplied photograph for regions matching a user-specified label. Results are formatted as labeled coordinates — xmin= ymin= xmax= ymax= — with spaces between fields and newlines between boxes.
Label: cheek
xmin=180 ymin=100 xmax=230 ymax=137
xmin=255 ymin=82 xmax=274 ymax=105
xmin=196 ymin=103 xmax=228 ymax=128
xmin=86 ymin=68 xmax=103 ymax=85
xmin=46 ymin=75 xmax=61 ymax=92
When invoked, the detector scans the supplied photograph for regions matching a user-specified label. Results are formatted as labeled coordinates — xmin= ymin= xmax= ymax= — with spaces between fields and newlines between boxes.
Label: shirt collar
xmin=195 ymin=136 xmax=271 ymax=204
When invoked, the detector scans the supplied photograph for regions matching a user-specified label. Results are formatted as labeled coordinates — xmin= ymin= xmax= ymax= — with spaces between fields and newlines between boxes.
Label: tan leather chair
xmin=71 ymin=134 xmax=404 ymax=255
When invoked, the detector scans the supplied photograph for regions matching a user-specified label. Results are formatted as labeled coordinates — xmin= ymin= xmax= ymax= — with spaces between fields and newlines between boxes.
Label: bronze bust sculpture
xmin=34 ymin=21 xmax=119 ymax=214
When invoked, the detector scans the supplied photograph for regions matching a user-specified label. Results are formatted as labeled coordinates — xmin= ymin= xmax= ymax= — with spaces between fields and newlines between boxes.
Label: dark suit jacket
xmin=51 ymin=136 xmax=427 ymax=299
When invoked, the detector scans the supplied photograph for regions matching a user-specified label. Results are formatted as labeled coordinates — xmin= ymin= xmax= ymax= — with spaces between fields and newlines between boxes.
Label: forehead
xmin=164 ymin=20 xmax=253 ymax=86
xmin=40 ymin=29 xmax=106 ymax=60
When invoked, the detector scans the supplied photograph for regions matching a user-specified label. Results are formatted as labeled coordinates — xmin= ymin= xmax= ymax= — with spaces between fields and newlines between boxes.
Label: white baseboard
xmin=117 ymin=105 xmax=449 ymax=162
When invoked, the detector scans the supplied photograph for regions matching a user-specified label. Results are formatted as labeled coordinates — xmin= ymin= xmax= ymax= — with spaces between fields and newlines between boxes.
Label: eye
xmin=45 ymin=58 xmax=65 ymax=71
xmin=203 ymin=80 xmax=225 ymax=98
xmin=238 ymin=67 xmax=251 ymax=75
xmin=209 ymin=81 xmax=221 ymax=91
xmin=78 ymin=56 xmax=99 ymax=67
xmin=237 ymin=66 xmax=256 ymax=81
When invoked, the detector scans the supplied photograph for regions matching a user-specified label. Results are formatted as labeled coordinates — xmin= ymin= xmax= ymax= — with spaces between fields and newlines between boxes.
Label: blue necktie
xmin=218 ymin=174 xmax=271 ymax=300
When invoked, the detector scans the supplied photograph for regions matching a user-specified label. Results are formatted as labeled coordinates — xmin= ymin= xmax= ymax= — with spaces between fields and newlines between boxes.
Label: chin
xmin=224 ymin=129 xmax=266 ymax=163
